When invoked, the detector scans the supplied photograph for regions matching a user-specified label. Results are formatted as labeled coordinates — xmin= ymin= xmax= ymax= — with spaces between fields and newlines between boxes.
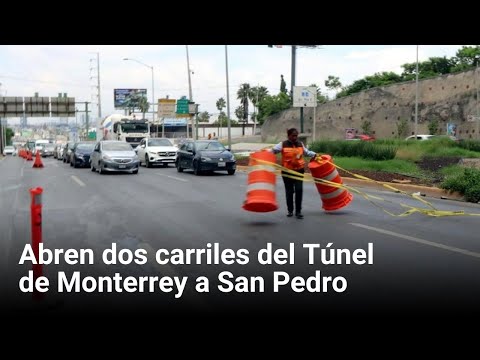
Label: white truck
xmin=101 ymin=114 xmax=150 ymax=148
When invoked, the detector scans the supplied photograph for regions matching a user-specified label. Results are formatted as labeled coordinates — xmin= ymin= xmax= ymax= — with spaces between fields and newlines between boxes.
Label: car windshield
xmin=77 ymin=143 xmax=96 ymax=151
xmin=197 ymin=142 xmax=226 ymax=151
xmin=120 ymin=123 xmax=148 ymax=133
xmin=103 ymin=143 xmax=133 ymax=151
xmin=44 ymin=144 xmax=55 ymax=150
xmin=148 ymin=139 xmax=173 ymax=146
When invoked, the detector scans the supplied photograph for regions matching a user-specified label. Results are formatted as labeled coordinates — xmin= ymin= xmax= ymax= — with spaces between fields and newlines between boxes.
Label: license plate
xmin=118 ymin=165 xmax=126 ymax=169
xmin=218 ymin=162 xmax=226 ymax=167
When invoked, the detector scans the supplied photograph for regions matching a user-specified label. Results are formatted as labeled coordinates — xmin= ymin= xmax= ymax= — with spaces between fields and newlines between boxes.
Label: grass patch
xmin=332 ymin=157 xmax=422 ymax=177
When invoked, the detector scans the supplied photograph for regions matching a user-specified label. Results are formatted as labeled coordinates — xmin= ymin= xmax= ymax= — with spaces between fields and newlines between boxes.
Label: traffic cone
xmin=26 ymin=151 xmax=33 ymax=161
xmin=33 ymin=151 xmax=44 ymax=168
xmin=242 ymin=150 xmax=278 ymax=212
xmin=308 ymin=155 xmax=353 ymax=211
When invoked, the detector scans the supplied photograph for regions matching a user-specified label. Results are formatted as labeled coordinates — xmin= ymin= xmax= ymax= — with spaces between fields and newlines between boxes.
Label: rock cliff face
xmin=262 ymin=68 xmax=480 ymax=142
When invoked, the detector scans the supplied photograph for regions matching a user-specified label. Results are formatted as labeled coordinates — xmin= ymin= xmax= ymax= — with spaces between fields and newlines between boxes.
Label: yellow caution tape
xmin=247 ymin=156 xmax=480 ymax=217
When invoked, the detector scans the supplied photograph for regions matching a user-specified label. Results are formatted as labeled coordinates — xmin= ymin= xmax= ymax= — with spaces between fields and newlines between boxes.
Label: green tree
xmin=216 ymin=97 xmax=226 ymax=114
xmin=337 ymin=72 xmax=403 ymax=98
xmin=401 ymin=57 xmax=455 ymax=81
xmin=257 ymin=92 xmax=291 ymax=125
xmin=308 ymin=84 xmax=328 ymax=104
xmin=450 ymin=45 xmax=480 ymax=72
xmin=280 ymin=75 xmax=287 ymax=94
xmin=237 ymin=83 xmax=251 ymax=122
xmin=324 ymin=75 xmax=342 ymax=93
xmin=396 ymin=118 xmax=409 ymax=139
xmin=428 ymin=118 xmax=439 ymax=135
xmin=361 ymin=120 xmax=373 ymax=135
xmin=235 ymin=106 xmax=244 ymax=122
xmin=198 ymin=111 xmax=210 ymax=122
xmin=6 ymin=128 xmax=14 ymax=145
xmin=137 ymin=96 xmax=150 ymax=120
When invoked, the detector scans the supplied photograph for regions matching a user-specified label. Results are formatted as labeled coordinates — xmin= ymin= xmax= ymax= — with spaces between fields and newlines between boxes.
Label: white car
xmin=405 ymin=134 xmax=436 ymax=141
xmin=136 ymin=138 xmax=178 ymax=168
xmin=3 ymin=146 xmax=15 ymax=156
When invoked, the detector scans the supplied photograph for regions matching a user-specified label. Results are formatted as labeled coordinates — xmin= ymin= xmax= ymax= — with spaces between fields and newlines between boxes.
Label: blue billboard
xmin=114 ymin=89 xmax=147 ymax=109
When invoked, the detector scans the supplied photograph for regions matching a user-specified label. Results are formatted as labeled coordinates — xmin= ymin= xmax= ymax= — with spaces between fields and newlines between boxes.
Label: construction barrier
xmin=242 ymin=150 xmax=279 ymax=212
xmin=308 ymin=155 xmax=353 ymax=211
xmin=29 ymin=187 xmax=43 ymax=300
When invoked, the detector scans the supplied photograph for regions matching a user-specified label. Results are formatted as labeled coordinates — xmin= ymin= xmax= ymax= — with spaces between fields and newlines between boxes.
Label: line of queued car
xmin=51 ymin=137 xmax=237 ymax=176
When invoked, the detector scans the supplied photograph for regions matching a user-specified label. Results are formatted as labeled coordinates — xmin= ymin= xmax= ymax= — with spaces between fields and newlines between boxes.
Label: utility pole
xmin=414 ymin=45 xmax=419 ymax=138
xmin=225 ymin=45 xmax=232 ymax=149
xmin=475 ymin=55 xmax=479 ymax=139
xmin=90 ymin=52 xmax=102 ymax=141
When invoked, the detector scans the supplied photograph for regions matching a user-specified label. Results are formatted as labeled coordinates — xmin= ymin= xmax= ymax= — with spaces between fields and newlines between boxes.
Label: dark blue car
xmin=70 ymin=142 xmax=96 ymax=168
xmin=176 ymin=140 xmax=236 ymax=175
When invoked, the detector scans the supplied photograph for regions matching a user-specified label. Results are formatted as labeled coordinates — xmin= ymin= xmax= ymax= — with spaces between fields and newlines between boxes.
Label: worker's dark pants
xmin=282 ymin=169 xmax=304 ymax=214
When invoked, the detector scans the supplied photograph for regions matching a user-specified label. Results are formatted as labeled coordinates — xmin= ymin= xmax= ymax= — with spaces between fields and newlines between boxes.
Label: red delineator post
xmin=29 ymin=187 xmax=43 ymax=300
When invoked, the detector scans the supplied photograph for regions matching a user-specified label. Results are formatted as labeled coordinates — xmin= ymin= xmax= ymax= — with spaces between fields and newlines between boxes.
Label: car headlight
xmin=77 ymin=153 xmax=84 ymax=158
xmin=201 ymin=157 xmax=212 ymax=162
xmin=102 ymin=155 xmax=111 ymax=160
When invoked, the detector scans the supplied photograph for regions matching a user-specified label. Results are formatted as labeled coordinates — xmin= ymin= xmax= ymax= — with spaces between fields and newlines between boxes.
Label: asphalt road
xmin=1 ymin=155 xmax=480 ymax=320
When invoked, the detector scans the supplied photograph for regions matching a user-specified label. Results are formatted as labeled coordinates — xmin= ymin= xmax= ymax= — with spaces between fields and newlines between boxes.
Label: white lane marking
xmin=2 ymin=184 xmax=21 ymax=192
xmin=350 ymin=223 xmax=480 ymax=259
xmin=71 ymin=175 xmax=86 ymax=187
xmin=154 ymin=173 xmax=188 ymax=182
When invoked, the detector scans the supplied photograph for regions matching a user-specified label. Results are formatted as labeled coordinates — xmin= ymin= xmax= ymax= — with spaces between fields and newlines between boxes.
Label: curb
xmin=236 ymin=165 xmax=465 ymax=202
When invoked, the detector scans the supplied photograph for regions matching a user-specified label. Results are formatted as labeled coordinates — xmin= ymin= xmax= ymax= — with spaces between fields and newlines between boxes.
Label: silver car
xmin=90 ymin=140 xmax=140 ymax=174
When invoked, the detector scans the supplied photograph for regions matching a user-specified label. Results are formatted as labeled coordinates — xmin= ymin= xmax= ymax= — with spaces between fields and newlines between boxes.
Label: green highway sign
xmin=176 ymin=99 xmax=190 ymax=114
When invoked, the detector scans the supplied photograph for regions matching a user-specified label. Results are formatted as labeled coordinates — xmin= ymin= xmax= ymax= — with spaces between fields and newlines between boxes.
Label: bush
xmin=440 ymin=167 xmax=480 ymax=202
xmin=457 ymin=140 xmax=480 ymax=152
xmin=309 ymin=140 xmax=397 ymax=161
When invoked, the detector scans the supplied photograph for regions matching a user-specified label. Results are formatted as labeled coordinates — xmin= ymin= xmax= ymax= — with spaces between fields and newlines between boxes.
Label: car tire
xmin=99 ymin=162 xmax=104 ymax=174
xmin=228 ymin=169 xmax=235 ymax=175
xmin=145 ymin=155 xmax=151 ymax=168
xmin=193 ymin=161 xmax=201 ymax=176
xmin=176 ymin=160 xmax=183 ymax=172
xmin=90 ymin=161 xmax=95 ymax=172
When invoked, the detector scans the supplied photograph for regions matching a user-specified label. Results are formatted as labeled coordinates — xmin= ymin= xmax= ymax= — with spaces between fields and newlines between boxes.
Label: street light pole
xmin=186 ymin=46 xmax=194 ymax=139
xmin=414 ymin=45 xmax=419 ymax=138
xmin=225 ymin=45 xmax=232 ymax=149
xmin=123 ymin=57 xmax=154 ymax=137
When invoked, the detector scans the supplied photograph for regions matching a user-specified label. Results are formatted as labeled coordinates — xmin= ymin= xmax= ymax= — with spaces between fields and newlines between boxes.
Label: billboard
xmin=114 ymin=89 xmax=147 ymax=109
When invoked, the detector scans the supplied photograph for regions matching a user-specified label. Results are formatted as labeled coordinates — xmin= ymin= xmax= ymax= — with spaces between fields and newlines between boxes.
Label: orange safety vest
xmin=281 ymin=140 xmax=305 ymax=170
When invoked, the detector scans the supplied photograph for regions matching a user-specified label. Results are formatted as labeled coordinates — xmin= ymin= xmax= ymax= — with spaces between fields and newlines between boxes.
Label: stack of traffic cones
xmin=33 ymin=151 xmax=44 ymax=168
xmin=26 ymin=151 xmax=33 ymax=161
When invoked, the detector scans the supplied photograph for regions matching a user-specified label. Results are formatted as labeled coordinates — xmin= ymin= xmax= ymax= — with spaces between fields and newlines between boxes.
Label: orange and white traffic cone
xmin=32 ymin=151 xmax=44 ymax=168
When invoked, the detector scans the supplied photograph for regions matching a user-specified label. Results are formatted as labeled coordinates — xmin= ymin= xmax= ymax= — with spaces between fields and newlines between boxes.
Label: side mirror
xmin=225 ymin=147 xmax=230 ymax=152
xmin=141 ymin=145 xmax=145 ymax=148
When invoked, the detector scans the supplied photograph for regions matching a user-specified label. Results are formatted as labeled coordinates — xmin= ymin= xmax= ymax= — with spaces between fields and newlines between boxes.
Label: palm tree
xmin=137 ymin=96 xmax=150 ymax=120
xmin=216 ymin=97 xmax=226 ymax=137
xmin=249 ymin=86 xmax=269 ymax=135
xmin=237 ymin=83 xmax=250 ymax=135
xmin=235 ymin=106 xmax=244 ymax=122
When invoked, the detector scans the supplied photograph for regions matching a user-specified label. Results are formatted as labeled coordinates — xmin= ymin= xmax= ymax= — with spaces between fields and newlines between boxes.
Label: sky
xmin=0 ymin=45 xmax=465 ymax=125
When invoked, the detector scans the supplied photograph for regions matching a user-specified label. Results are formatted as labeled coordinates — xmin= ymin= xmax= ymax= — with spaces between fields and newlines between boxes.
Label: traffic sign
xmin=158 ymin=99 xmax=176 ymax=118
xmin=293 ymin=86 xmax=317 ymax=107
xmin=176 ymin=98 xmax=190 ymax=114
